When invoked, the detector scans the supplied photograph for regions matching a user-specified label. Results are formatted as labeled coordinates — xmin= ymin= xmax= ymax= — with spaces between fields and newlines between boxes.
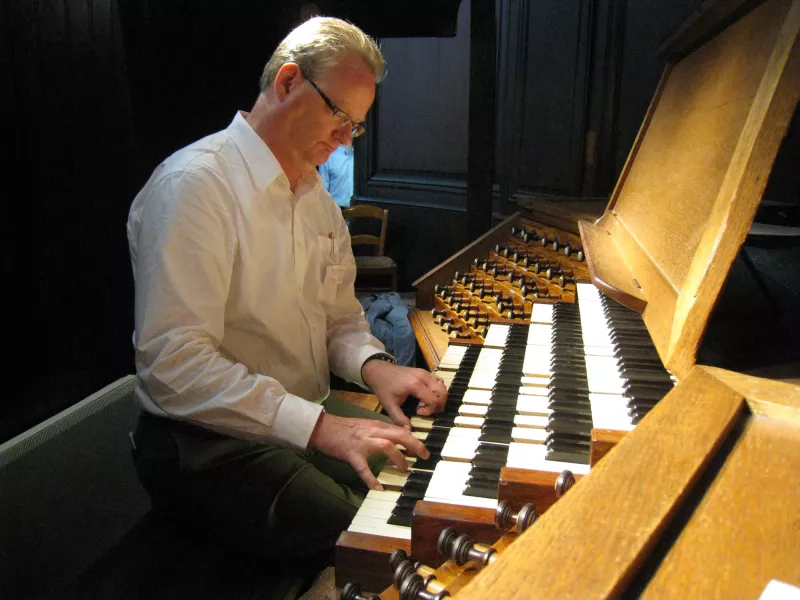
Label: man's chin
xmin=316 ymin=148 xmax=336 ymax=165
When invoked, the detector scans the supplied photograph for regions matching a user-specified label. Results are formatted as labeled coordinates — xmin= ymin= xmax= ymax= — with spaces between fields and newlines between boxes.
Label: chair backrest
xmin=342 ymin=204 xmax=388 ymax=256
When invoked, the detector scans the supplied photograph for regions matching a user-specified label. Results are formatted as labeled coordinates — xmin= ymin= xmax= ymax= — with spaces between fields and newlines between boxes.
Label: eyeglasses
xmin=304 ymin=73 xmax=366 ymax=138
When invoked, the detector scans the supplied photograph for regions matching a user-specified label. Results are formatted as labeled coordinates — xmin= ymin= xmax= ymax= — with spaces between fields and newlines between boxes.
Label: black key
xmin=464 ymin=483 xmax=500 ymax=499
xmin=412 ymin=455 xmax=442 ymax=471
xmin=395 ymin=495 xmax=419 ymax=510
xmin=548 ymin=417 xmax=593 ymax=436
xmin=545 ymin=448 xmax=590 ymax=465
xmin=387 ymin=506 xmax=414 ymax=527
xmin=623 ymin=385 xmax=672 ymax=402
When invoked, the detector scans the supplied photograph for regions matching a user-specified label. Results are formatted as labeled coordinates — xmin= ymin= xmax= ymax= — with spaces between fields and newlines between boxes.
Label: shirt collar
xmin=227 ymin=111 xmax=324 ymax=197
xmin=227 ymin=111 xmax=284 ymax=192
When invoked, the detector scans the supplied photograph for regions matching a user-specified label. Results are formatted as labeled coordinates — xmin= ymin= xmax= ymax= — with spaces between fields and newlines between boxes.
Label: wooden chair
xmin=342 ymin=204 xmax=398 ymax=292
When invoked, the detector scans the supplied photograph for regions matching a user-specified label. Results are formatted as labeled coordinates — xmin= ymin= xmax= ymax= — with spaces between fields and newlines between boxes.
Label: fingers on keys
xmin=382 ymin=401 xmax=413 ymax=430
xmin=352 ymin=457 xmax=383 ymax=491
xmin=411 ymin=377 xmax=448 ymax=415
xmin=375 ymin=422 xmax=430 ymax=461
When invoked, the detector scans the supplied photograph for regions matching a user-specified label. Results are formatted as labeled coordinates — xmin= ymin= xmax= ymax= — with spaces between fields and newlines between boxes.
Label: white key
xmin=357 ymin=503 xmax=393 ymax=520
xmin=453 ymin=416 xmax=485 ymax=428
xmin=515 ymin=395 xmax=554 ymax=415
xmin=424 ymin=461 xmax=498 ymax=509
xmin=410 ymin=416 xmax=435 ymax=431
xmin=584 ymin=355 xmax=626 ymax=394
xmin=365 ymin=489 xmax=402 ymax=503
xmin=518 ymin=385 xmax=549 ymax=397
xmin=521 ymin=375 xmax=551 ymax=387
xmin=459 ymin=404 xmax=488 ymax=417
xmin=377 ymin=467 xmax=410 ymax=490
xmin=527 ymin=323 xmax=553 ymax=346
xmin=531 ymin=303 xmax=554 ymax=324
xmin=511 ymin=427 xmax=549 ymax=443
xmin=460 ymin=399 xmax=552 ymax=420
xmin=506 ymin=443 xmax=590 ymax=474
xmin=435 ymin=370 xmax=457 ymax=387
xmin=348 ymin=489 xmax=411 ymax=539
xmin=453 ymin=415 xmax=550 ymax=436
xmin=350 ymin=515 xmax=412 ymax=539
xmin=462 ymin=389 xmax=493 ymax=405
xmin=439 ymin=344 xmax=469 ymax=370
xmin=441 ymin=437 xmax=480 ymax=462
xmin=483 ymin=324 xmax=510 ymax=348
xmin=590 ymin=392 xmax=635 ymax=431
xmin=468 ymin=373 xmax=498 ymax=390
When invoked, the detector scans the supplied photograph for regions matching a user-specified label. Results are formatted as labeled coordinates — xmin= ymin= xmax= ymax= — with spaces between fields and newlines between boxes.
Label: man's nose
xmin=333 ymin=124 xmax=353 ymax=145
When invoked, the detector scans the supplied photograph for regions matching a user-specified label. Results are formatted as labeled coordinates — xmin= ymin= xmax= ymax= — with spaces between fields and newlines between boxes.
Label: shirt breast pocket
xmin=317 ymin=234 xmax=343 ymax=300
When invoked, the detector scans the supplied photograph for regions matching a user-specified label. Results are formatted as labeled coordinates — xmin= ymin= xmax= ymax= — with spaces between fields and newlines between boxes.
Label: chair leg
xmin=391 ymin=266 xmax=397 ymax=292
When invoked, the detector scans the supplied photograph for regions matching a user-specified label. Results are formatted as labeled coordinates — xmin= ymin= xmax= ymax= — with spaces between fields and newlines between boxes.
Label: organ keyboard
xmin=337 ymin=0 xmax=800 ymax=595
xmin=337 ymin=279 xmax=676 ymax=587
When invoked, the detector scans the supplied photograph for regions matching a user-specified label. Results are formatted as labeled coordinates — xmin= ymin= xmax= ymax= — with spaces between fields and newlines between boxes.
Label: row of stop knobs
xmin=432 ymin=309 xmax=489 ymax=338
xmin=435 ymin=283 xmax=528 ymax=320
xmin=508 ymin=226 xmax=585 ymax=261
xmin=471 ymin=256 xmax=577 ymax=291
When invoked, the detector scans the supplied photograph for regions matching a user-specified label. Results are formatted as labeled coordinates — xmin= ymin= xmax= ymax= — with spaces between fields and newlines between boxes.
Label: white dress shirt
xmin=127 ymin=112 xmax=386 ymax=449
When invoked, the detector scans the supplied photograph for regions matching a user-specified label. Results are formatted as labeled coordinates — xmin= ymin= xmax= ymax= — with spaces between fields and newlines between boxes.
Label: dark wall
xmin=364 ymin=0 xmax=702 ymax=206
xmin=1 ymin=0 xmax=303 ymax=443
xmin=3 ymin=0 xmax=136 ymax=441
xmin=613 ymin=0 xmax=698 ymax=176
xmin=118 ymin=0 xmax=303 ymax=174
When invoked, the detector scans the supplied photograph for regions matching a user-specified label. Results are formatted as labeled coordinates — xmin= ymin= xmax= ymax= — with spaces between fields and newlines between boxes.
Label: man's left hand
xmin=361 ymin=361 xmax=448 ymax=429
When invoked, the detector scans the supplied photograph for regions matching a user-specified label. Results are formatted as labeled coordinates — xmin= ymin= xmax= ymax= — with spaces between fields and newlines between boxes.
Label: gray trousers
xmin=132 ymin=394 xmax=390 ymax=561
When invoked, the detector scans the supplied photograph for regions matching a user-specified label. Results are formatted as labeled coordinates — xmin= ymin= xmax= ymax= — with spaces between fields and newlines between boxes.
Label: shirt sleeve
xmin=319 ymin=161 xmax=331 ymax=191
xmin=129 ymin=170 xmax=322 ymax=449
xmin=322 ymin=199 xmax=389 ymax=387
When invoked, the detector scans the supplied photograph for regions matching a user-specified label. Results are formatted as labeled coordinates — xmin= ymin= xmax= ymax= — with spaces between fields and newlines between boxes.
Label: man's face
xmin=294 ymin=53 xmax=376 ymax=171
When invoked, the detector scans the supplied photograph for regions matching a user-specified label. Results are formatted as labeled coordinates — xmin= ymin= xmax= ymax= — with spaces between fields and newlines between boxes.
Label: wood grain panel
xmin=641 ymin=413 xmax=800 ymax=597
xmin=497 ymin=467 xmax=584 ymax=514
xmin=614 ymin=0 xmax=786 ymax=289
xmin=335 ymin=531 xmax=410 ymax=593
xmin=584 ymin=0 xmax=800 ymax=379
xmin=411 ymin=501 xmax=500 ymax=568
xmin=589 ymin=429 xmax=629 ymax=467
xmin=409 ymin=309 xmax=449 ymax=371
xmin=704 ymin=366 xmax=800 ymax=421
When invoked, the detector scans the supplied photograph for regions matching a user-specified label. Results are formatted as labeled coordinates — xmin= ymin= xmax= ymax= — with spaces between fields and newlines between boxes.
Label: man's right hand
xmin=307 ymin=412 xmax=430 ymax=490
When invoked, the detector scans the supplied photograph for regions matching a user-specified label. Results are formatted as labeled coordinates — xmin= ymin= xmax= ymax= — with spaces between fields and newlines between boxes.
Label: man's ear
xmin=274 ymin=63 xmax=302 ymax=102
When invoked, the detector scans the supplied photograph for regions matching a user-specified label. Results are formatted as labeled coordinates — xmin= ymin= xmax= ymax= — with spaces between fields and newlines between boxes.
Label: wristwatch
xmin=362 ymin=352 xmax=397 ymax=368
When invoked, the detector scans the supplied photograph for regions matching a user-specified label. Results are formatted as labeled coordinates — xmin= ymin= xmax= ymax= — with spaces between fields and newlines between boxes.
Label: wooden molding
xmin=411 ymin=501 xmax=500 ymax=568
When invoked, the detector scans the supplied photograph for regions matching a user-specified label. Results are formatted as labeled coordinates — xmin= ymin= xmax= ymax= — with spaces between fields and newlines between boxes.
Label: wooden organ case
xmin=336 ymin=0 xmax=800 ymax=597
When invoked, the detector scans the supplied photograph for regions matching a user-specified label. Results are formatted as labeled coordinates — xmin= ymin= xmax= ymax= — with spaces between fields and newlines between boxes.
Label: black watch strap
xmin=363 ymin=352 xmax=397 ymax=367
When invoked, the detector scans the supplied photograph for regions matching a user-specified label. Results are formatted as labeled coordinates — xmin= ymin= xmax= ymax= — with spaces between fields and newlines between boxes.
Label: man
xmin=319 ymin=144 xmax=354 ymax=207
xmin=127 ymin=17 xmax=447 ymax=561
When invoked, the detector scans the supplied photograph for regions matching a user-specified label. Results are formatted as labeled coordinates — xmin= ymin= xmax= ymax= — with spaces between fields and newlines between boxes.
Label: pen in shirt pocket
xmin=328 ymin=231 xmax=334 ymax=258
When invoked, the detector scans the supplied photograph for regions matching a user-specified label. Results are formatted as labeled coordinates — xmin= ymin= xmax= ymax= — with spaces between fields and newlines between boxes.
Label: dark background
xmin=2 ymin=0 xmax=798 ymax=443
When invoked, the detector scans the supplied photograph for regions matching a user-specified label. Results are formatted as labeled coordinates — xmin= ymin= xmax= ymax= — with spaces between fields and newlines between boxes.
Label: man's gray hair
xmin=260 ymin=16 xmax=385 ymax=92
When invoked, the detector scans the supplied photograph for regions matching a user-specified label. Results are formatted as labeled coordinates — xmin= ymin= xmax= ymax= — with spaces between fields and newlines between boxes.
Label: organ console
xmin=336 ymin=0 xmax=800 ymax=596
